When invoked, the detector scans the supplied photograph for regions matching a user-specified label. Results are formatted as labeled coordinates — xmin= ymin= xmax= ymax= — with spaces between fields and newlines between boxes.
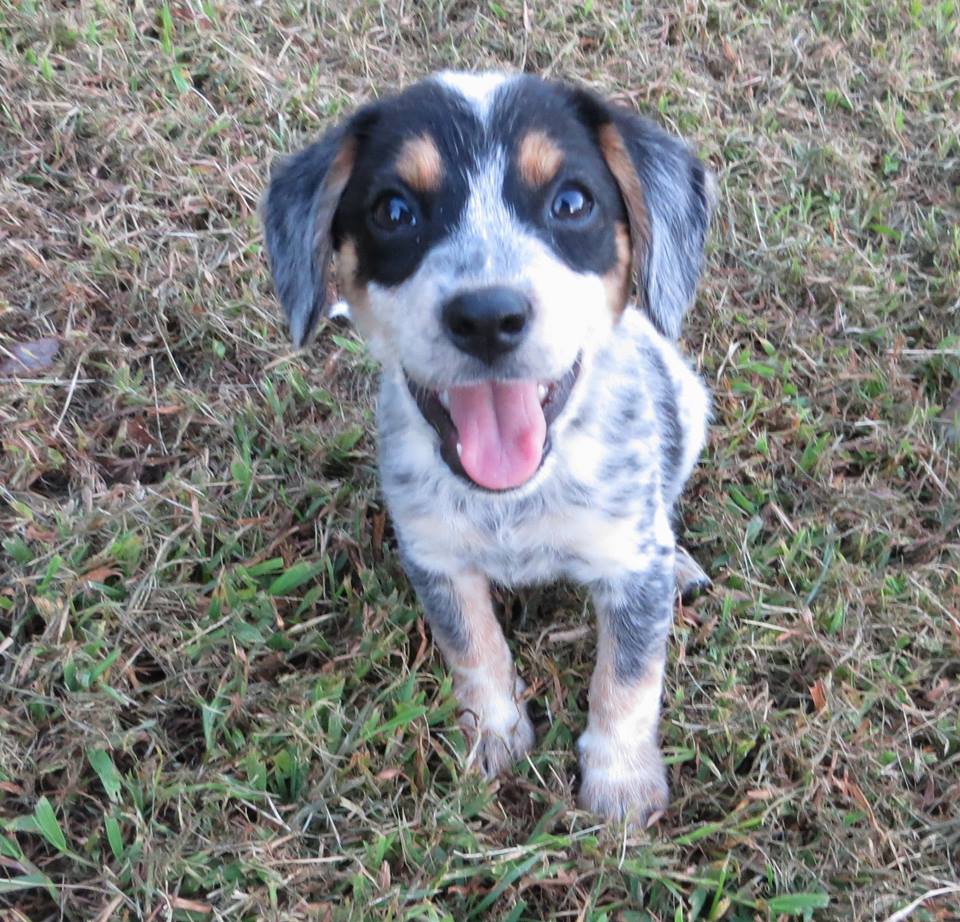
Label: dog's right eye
xmin=371 ymin=193 xmax=417 ymax=231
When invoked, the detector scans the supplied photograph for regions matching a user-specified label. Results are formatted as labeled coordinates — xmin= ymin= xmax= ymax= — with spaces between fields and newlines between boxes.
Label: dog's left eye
xmin=371 ymin=193 xmax=417 ymax=231
xmin=551 ymin=183 xmax=594 ymax=222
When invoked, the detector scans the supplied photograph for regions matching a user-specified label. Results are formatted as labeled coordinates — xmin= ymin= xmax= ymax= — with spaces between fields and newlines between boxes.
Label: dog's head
xmin=263 ymin=72 xmax=712 ymax=492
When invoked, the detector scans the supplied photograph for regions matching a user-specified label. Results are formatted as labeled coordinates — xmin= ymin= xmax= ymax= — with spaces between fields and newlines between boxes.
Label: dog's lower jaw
xmin=458 ymin=673 xmax=535 ymax=777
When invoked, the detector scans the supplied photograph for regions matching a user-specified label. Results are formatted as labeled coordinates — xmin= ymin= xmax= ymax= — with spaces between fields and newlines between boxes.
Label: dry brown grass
xmin=1 ymin=1 xmax=959 ymax=920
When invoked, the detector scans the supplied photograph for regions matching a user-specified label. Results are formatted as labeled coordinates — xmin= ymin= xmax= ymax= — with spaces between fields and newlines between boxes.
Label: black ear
xmin=570 ymin=88 xmax=714 ymax=340
xmin=261 ymin=122 xmax=358 ymax=347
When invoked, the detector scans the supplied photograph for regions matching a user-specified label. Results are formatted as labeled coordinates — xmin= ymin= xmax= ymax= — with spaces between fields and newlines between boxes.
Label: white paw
xmin=458 ymin=675 xmax=535 ymax=777
xmin=675 ymin=544 xmax=711 ymax=602
xmin=577 ymin=732 xmax=669 ymax=826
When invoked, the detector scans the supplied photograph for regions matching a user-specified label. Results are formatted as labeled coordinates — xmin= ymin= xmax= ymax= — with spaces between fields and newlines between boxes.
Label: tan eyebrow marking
xmin=517 ymin=129 xmax=565 ymax=187
xmin=395 ymin=133 xmax=444 ymax=193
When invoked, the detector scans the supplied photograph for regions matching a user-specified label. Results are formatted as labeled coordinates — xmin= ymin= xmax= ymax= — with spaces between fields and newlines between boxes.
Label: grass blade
xmin=33 ymin=797 xmax=67 ymax=852
xmin=267 ymin=561 xmax=322 ymax=596
xmin=767 ymin=892 xmax=830 ymax=915
xmin=87 ymin=749 xmax=123 ymax=803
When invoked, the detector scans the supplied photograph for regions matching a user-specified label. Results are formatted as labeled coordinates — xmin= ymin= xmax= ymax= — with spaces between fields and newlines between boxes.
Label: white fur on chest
xmin=395 ymin=496 xmax=657 ymax=586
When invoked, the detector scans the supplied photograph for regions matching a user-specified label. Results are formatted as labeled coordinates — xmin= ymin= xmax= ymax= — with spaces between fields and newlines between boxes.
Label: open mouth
xmin=406 ymin=358 xmax=581 ymax=492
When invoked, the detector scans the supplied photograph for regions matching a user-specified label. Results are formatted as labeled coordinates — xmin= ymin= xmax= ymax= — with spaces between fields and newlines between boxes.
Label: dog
xmin=262 ymin=71 xmax=713 ymax=825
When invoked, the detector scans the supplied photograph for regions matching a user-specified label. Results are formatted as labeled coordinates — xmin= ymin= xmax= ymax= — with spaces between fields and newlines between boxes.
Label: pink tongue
xmin=447 ymin=380 xmax=547 ymax=490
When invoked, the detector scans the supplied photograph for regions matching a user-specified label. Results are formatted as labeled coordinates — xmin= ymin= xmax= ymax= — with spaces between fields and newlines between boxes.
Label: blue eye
xmin=551 ymin=183 xmax=593 ymax=221
xmin=372 ymin=193 xmax=417 ymax=230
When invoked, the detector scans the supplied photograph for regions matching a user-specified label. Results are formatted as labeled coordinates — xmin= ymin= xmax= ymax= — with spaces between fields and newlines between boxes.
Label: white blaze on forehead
xmin=456 ymin=150 xmax=524 ymax=279
xmin=434 ymin=70 xmax=514 ymax=119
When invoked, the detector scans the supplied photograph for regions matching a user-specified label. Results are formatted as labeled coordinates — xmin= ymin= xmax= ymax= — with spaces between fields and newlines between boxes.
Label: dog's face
xmin=264 ymin=72 xmax=711 ymax=492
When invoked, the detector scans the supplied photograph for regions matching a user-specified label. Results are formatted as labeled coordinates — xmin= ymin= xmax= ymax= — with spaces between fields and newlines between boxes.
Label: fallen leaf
xmin=126 ymin=417 xmax=156 ymax=447
xmin=0 ymin=338 xmax=60 ymax=375
xmin=81 ymin=566 xmax=121 ymax=584
xmin=721 ymin=38 xmax=739 ymax=67
xmin=169 ymin=897 xmax=212 ymax=914
xmin=809 ymin=679 xmax=827 ymax=713
xmin=926 ymin=679 xmax=954 ymax=703
xmin=939 ymin=386 xmax=960 ymax=445
xmin=26 ymin=524 xmax=57 ymax=543
xmin=371 ymin=510 xmax=386 ymax=559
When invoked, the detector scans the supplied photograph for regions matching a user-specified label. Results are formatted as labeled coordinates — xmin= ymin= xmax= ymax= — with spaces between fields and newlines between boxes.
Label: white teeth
xmin=438 ymin=390 xmax=450 ymax=409
xmin=538 ymin=383 xmax=548 ymax=403
xmin=456 ymin=442 xmax=462 ymax=457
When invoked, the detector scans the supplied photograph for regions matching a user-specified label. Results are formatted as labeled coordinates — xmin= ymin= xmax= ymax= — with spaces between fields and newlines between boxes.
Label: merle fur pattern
xmin=261 ymin=71 xmax=713 ymax=825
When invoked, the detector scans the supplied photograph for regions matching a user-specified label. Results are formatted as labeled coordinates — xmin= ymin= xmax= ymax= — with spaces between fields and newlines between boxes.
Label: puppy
xmin=262 ymin=72 xmax=712 ymax=824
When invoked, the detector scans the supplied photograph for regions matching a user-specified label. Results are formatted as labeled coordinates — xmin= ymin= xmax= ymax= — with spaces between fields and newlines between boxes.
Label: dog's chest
xmin=396 ymin=489 xmax=650 ymax=586
xmin=386 ymin=412 xmax=666 ymax=584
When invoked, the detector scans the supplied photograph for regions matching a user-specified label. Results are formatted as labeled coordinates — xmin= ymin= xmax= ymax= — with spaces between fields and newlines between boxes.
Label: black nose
xmin=441 ymin=287 xmax=532 ymax=364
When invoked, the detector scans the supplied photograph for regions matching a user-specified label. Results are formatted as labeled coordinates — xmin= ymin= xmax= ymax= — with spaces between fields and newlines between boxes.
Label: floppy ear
xmin=261 ymin=122 xmax=358 ymax=348
xmin=570 ymin=89 xmax=714 ymax=340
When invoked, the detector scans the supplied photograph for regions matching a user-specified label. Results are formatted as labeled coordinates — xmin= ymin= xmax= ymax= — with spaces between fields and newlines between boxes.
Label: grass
xmin=1 ymin=0 xmax=958 ymax=919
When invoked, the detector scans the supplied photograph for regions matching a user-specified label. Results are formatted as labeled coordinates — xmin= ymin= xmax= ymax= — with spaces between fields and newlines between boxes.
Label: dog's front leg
xmin=401 ymin=554 xmax=534 ymax=777
xmin=578 ymin=567 xmax=674 ymax=825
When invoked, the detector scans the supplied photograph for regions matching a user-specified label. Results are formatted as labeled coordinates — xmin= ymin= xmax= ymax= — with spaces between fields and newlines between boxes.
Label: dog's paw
xmin=459 ymin=675 xmax=535 ymax=777
xmin=577 ymin=765 xmax=669 ymax=826
xmin=577 ymin=735 xmax=668 ymax=826
xmin=467 ymin=716 xmax=536 ymax=777
xmin=674 ymin=544 xmax=711 ymax=604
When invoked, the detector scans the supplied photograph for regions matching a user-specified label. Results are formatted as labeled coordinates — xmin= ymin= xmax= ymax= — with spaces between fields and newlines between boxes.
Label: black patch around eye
xmin=332 ymin=82 xmax=483 ymax=288
xmin=492 ymin=76 xmax=629 ymax=278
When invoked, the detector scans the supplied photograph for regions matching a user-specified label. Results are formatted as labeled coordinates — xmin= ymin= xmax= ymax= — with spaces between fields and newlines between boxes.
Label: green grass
xmin=1 ymin=1 xmax=958 ymax=919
